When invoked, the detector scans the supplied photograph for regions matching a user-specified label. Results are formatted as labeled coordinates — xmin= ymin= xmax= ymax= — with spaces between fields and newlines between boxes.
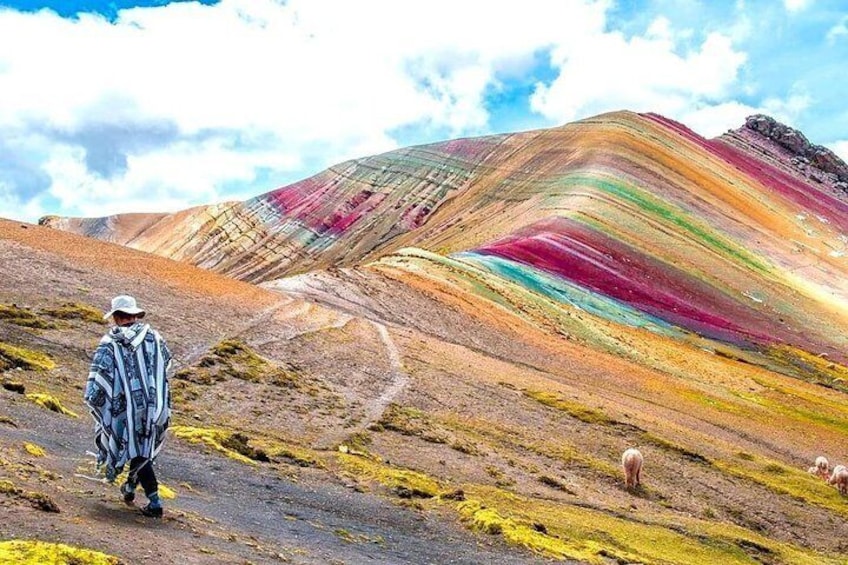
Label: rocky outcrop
xmin=741 ymin=114 xmax=848 ymax=188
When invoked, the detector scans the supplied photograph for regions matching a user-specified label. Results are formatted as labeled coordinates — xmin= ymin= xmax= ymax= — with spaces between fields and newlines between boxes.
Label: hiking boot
xmin=120 ymin=482 xmax=136 ymax=505
xmin=140 ymin=503 xmax=163 ymax=518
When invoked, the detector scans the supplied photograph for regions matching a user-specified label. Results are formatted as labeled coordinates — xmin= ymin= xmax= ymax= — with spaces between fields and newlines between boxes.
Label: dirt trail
xmin=363 ymin=321 xmax=410 ymax=428
xmin=176 ymin=296 xmax=296 ymax=368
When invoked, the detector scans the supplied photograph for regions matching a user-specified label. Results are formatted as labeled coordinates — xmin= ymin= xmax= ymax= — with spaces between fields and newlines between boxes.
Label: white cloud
xmin=0 ymin=0 xmax=816 ymax=224
xmin=0 ymin=0 xmax=613 ymax=221
xmin=681 ymin=101 xmax=760 ymax=138
xmin=783 ymin=0 xmax=812 ymax=12
xmin=530 ymin=20 xmax=748 ymax=131
xmin=832 ymin=141 xmax=848 ymax=164
xmin=827 ymin=16 xmax=848 ymax=43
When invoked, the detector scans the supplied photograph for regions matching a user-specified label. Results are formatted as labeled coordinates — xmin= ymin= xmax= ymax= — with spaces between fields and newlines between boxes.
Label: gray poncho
xmin=84 ymin=322 xmax=171 ymax=478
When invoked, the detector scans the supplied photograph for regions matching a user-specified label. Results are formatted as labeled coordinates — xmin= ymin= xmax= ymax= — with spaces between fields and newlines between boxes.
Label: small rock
xmin=2 ymin=382 xmax=25 ymax=394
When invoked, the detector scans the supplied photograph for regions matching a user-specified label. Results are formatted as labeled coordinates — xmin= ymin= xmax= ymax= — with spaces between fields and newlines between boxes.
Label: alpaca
xmin=622 ymin=448 xmax=643 ymax=489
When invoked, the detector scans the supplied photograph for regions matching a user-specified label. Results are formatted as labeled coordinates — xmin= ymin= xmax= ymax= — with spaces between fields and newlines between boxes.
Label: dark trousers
xmin=128 ymin=456 xmax=158 ymax=497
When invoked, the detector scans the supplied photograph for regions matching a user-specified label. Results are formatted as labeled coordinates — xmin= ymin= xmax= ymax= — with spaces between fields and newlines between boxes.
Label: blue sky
xmin=0 ymin=0 xmax=846 ymax=222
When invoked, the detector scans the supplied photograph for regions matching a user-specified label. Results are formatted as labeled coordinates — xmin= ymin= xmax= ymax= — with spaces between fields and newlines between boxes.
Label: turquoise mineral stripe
xmin=455 ymin=251 xmax=688 ymax=339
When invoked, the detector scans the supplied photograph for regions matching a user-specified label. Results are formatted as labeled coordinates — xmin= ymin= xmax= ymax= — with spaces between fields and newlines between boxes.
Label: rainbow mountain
xmin=43 ymin=110 xmax=848 ymax=378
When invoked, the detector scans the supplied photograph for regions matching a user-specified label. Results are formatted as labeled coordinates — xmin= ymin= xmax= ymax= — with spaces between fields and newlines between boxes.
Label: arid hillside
xmin=2 ymin=215 xmax=848 ymax=564
xmin=6 ymin=110 xmax=848 ymax=564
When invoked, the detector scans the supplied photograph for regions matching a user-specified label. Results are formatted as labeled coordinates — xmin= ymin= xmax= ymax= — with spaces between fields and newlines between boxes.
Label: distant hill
xmin=42 ymin=110 xmax=848 ymax=364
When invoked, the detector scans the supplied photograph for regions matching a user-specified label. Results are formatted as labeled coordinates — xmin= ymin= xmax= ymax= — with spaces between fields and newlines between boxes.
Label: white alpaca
xmin=828 ymin=465 xmax=848 ymax=495
xmin=622 ymin=448 xmax=643 ymax=489
xmin=808 ymin=456 xmax=830 ymax=480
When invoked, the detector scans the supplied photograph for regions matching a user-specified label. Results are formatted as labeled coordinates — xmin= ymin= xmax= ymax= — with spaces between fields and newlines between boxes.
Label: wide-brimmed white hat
xmin=103 ymin=295 xmax=146 ymax=320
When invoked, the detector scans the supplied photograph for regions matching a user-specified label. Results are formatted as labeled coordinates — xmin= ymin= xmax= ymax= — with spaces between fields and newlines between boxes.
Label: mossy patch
xmin=270 ymin=444 xmax=323 ymax=468
xmin=158 ymin=483 xmax=177 ymax=500
xmin=339 ymin=453 xmax=442 ymax=499
xmin=23 ymin=443 xmax=46 ymax=457
xmin=0 ymin=415 xmax=17 ymax=427
xmin=0 ymin=480 xmax=60 ymax=513
xmin=0 ymin=343 xmax=55 ymax=372
xmin=526 ymin=440 xmax=620 ymax=479
xmin=0 ymin=304 xmax=58 ymax=329
xmin=641 ymin=433 xmax=711 ymax=465
xmin=26 ymin=393 xmax=78 ymax=417
xmin=767 ymin=345 xmax=848 ymax=392
xmin=377 ymin=403 xmax=449 ymax=444
xmin=178 ymin=339 xmax=301 ymax=386
xmin=170 ymin=426 xmax=258 ymax=465
xmin=457 ymin=486 xmax=837 ymax=564
xmin=538 ymin=475 xmax=574 ymax=493
xmin=714 ymin=454 xmax=848 ymax=517
xmin=0 ymin=541 xmax=118 ymax=564
xmin=39 ymin=302 xmax=106 ymax=325
xmin=220 ymin=432 xmax=270 ymax=462
xmin=333 ymin=528 xmax=385 ymax=545
xmin=524 ymin=390 xmax=616 ymax=425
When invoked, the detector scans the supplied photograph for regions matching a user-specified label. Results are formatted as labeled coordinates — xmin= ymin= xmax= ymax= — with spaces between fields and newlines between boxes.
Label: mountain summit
xmin=42 ymin=110 xmax=848 ymax=364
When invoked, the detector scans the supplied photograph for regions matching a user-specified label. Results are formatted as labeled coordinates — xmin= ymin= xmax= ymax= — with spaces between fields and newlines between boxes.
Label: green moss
xmin=208 ymin=339 xmax=266 ymax=382
xmin=23 ymin=443 xmax=46 ymax=457
xmin=0 ymin=541 xmax=119 ymax=564
xmin=158 ymin=483 xmax=177 ymax=500
xmin=339 ymin=453 xmax=442 ymax=499
xmin=0 ymin=480 xmax=59 ymax=512
xmin=377 ymin=403 xmax=448 ymax=444
xmin=714 ymin=454 xmax=848 ymax=517
xmin=170 ymin=426 xmax=258 ymax=465
xmin=40 ymin=302 xmax=105 ymax=325
xmin=26 ymin=393 xmax=78 ymax=417
xmin=524 ymin=390 xmax=615 ymax=425
xmin=346 ymin=431 xmax=373 ymax=452
xmin=458 ymin=486 xmax=837 ymax=564
xmin=0 ymin=343 xmax=55 ymax=372
xmin=458 ymin=499 xmax=593 ymax=560
xmin=273 ymin=445 xmax=323 ymax=468
xmin=187 ymin=339 xmax=301 ymax=386
xmin=767 ymin=345 xmax=848 ymax=392
xmin=450 ymin=439 xmax=480 ymax=456
xmin=0 ymin=304 xmax=58 ymax=329
xmin=537 ymin=475 xmax=573 ymax=493
xmin=220 ymin=432 xmax=270 ymax=462
xmin=641 ymin=433 xmax=711 ymax=465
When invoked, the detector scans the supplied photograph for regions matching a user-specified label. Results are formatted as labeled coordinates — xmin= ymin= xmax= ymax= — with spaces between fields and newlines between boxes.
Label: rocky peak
xmin=742 ymin=114 xmax=848 ymax=185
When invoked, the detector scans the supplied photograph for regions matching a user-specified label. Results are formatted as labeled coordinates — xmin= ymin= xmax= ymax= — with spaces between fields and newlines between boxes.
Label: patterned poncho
xmin=84 ymin=322 xmax=171 ymax=478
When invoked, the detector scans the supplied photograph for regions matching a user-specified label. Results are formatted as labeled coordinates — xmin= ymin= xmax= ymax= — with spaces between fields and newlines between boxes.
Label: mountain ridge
xmin=39 ymin=109 xmax=848 ymax=367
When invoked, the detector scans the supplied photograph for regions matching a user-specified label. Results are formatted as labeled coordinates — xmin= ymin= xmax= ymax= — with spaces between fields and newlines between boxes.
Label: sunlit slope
xmin=44 ymin=111 xmax=848 ymax=361
xmin=44 ymin=134 xmax=508 ymax=281
xmin=411 ymin=113 xmax=848 ymax=361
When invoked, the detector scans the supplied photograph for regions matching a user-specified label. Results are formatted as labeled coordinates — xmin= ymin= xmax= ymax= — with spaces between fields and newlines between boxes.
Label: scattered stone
xmin=0 ymin=416 xmax=17 ymax=427
xmin=441 ymin=489 xmax=466 ymax=501
xmin=2 ymin=382 xmax=25 ymax=394
xmin=531 ymin=522 xmax=548 ymax=534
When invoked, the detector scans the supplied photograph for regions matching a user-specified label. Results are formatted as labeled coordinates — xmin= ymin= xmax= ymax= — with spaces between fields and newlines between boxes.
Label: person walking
xmin=84 ymin=295 xmax=172 ymax=518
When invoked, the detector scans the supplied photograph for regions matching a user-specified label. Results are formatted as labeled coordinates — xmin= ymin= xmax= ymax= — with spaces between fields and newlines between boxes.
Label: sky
xmin=1 ymin=0 xmax=847 ymax=223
